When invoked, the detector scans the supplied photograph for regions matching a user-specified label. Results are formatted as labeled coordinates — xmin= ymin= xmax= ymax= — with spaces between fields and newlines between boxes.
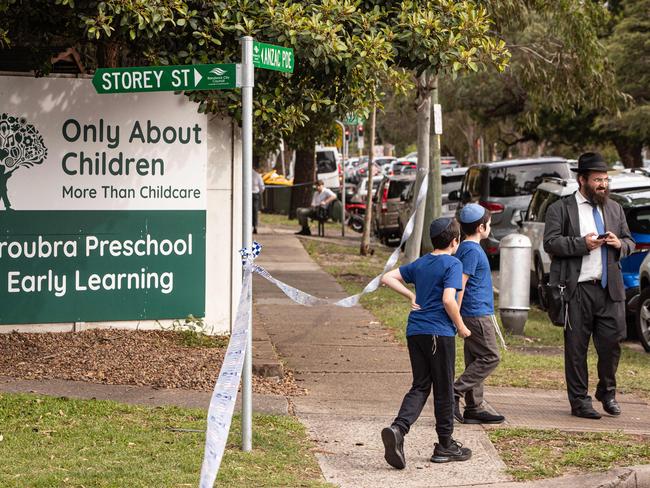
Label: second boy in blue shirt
xmin=453 ymin=204 xmax=505 ymax=424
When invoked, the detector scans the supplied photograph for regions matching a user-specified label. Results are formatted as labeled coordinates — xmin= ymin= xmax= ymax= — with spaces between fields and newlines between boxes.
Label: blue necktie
xmin=592 ymin=205 xmax=608 ymax=288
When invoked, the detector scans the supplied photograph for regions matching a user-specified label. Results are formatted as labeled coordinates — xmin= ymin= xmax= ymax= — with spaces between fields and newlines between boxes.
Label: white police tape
xmin=199 ymin=170 xmax=465 ymax=486
xmin=199 ymin=261 xmax=252 ymax=488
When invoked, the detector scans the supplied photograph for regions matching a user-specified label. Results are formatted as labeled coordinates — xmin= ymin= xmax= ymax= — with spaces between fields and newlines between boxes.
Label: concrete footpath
xmin=253 ymin=226 xmax=650 ymax=488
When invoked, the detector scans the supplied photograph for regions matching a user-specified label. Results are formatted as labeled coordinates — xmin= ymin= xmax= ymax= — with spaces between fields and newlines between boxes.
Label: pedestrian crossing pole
xmin=241 ymin=35 xmax=254 ymax=452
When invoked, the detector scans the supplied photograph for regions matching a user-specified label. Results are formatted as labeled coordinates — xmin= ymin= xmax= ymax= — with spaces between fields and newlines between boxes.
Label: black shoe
xmin=571 ymin=405 xmax=602 ymax=419
xmin=454 ymin=399 xmax=464 ymax=423
xmin=294 ymin=228 xmax=312 ymax=236
xmin=431 ymin=439 xmax=472 ymax=463
xmin=381 ymin=426 xmax=405 ymax=469
xmin=253 ymin=227 xmax=258 ymax=234
xmin=601 ymin=398 xmax=621 ymax=416
xmin=463 ymin=410 xmax=505 ymax=424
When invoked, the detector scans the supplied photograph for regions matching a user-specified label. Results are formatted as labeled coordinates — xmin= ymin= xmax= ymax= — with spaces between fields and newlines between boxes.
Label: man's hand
xmin=604 ymin=232 xmax=622 ymax=249
xmin=585 ymin=232 xmax=603 ymax=251
xmin=410 ymin=297 xmax=421 ymax=311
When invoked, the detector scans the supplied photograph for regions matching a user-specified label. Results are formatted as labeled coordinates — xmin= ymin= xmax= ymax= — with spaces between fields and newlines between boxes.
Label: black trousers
xmin=393 ymin=334 xmax=455 ymax=439
xmin=565 ymin=282 xmax=626 ymax=408
xmin=252 ymin=193 xmax=261 ymax=229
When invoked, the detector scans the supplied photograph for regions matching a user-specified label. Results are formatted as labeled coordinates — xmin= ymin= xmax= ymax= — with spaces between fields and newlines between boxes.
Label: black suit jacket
xmin=543 ymin=192 xmax=635 ymax=302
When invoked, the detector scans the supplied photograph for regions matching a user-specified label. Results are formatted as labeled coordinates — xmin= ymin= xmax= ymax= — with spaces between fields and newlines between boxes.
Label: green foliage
xmin=0 ymin=0 xmax=510 ymax=159
xmin=162 ymin=314 xmax=227 ymax=348
xmin=436 ymin=0 xmax=618 ymax=160
xmin=597 ymin=0 xmax=650 ymax=145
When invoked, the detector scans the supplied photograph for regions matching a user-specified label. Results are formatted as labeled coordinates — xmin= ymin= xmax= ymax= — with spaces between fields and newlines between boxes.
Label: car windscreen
xmin=317 ymin=151 xmax=337 ymax=173
xmin=387 ymin=180 xmax=410 ymax=198
xmin=442 ymin=174 xmax=464 ymax=194
xmin=627 ymin=207 xmax=650 ymax=234
xmin=488 ymin=162 xmax=570 ymax=197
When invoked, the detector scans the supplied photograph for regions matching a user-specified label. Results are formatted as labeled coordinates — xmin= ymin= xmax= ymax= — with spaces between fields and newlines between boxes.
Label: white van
xmin=316 ymin=146 xmax=342 ymax=194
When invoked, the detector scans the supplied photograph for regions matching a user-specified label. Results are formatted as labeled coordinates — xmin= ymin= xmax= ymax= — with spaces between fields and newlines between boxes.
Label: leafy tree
xmin=598 ymin=0 xmax=650 ymax=167
xmin=0 ymin=0 xmax=399 ymax=215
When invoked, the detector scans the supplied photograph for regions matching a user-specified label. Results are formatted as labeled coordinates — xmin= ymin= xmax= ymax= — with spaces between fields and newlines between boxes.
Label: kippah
xmin=458 ymin=203 xmax=486 ymax=224
xmin=429 ymin=217 xmax=453 ymax=239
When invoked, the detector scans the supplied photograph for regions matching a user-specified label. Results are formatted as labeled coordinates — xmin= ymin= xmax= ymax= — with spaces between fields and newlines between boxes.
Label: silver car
xmin=520 ymin=169 xmax=650 ymax=313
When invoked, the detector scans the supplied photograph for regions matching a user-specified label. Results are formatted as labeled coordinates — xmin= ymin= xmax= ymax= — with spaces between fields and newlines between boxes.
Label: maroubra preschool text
xmin=2 ymin=234 xmax=193 ymax=297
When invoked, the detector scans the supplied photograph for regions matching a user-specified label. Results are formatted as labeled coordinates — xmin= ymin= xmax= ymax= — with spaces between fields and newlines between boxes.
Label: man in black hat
xmin=543 ymin=152 xmax=635 ymax=419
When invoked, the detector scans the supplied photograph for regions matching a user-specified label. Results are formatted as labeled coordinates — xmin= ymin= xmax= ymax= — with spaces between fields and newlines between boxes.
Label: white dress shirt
xmin=575 ymin=191 xmax=604 ymax=282
xmin=311 ymin=187 xmax=335 ymax=207
xmin=252 ymin=171 xmax=265 ymax=194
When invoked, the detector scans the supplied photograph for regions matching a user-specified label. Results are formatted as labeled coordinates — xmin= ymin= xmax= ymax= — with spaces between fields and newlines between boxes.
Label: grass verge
xmin=489 ymin=428 xmax=650 ymax=481
xmin=301 ymin=239 xmax=650 ymax=398
xmin=0 ymin=393 xmax=331 ymax=488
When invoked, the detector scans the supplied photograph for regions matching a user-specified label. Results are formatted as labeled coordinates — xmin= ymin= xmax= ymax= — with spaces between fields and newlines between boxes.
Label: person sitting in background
xmin=295 ymin=180 xmax=337 ymax=236
xmin=252 ymin=166 xmax=265 ymax=234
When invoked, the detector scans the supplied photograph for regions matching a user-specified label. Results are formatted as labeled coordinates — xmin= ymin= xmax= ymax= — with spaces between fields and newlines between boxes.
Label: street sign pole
xmin=241 ymin=35 xmax=254 ymax=453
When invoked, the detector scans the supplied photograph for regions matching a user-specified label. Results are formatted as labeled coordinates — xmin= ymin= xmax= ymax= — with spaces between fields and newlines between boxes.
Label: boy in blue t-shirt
xmin=453 ymin=204 xmax=505 ymax=424
xmin=379 ymin=217 xmax=472 ymax=470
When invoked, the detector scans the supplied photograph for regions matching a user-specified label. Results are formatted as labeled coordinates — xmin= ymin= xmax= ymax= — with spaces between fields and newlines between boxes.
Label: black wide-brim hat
xmin=571 ymin=152 xmax=608 ymax=173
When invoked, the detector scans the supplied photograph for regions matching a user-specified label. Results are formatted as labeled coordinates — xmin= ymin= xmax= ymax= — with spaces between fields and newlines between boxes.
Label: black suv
xmin=450 ymin=157 xmax=571 ymax=259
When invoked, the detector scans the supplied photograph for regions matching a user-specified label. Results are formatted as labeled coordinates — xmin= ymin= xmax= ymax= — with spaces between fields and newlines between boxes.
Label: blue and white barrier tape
xmin=199 ymin=172 xmax=430 ymax=486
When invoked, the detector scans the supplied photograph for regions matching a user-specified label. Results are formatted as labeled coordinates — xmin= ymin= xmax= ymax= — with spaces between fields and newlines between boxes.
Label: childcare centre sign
xmin=0 ymin=76 xmax=207 ymax=324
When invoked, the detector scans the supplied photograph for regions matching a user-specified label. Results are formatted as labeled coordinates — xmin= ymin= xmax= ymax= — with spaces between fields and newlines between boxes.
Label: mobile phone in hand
xmin=597 ymin=233 xmax=609 ymax=239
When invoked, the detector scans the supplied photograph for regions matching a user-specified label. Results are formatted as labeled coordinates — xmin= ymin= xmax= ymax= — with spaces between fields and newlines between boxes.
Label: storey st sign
xmin=92 ymin=64 xmax=238 ymax=94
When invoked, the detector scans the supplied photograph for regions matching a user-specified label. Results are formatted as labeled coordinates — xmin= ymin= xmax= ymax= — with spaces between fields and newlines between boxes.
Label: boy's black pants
xmin=393 ymin=334 xmax=455 ymax=439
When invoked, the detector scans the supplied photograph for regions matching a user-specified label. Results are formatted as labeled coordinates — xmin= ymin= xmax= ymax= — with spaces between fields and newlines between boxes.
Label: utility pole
xmin=405 ymin=72 xmax=432 ymax=262
xmin=420 ymin=75 xmax=442 ymax=255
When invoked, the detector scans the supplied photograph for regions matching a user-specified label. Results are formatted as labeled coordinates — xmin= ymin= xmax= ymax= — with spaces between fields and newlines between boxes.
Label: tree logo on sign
xmin=0 ymin=113 xmax=47 ymax=210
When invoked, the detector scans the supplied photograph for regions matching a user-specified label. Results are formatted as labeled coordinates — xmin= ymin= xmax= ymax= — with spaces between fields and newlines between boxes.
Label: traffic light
xmin=345 ymin=126 xmax=351 ymax=141
xmin=357 ymin=124 xmax=364 ymax=137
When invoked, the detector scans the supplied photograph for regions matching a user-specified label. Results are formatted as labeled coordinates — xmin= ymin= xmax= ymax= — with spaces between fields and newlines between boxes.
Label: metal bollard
xmin=498 ymin=233 xmax=532 ymax=335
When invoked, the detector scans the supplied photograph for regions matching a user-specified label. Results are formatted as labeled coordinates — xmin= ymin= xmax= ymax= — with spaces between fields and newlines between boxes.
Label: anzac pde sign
xmin=0 ymin=76 xmax=207 ymax=324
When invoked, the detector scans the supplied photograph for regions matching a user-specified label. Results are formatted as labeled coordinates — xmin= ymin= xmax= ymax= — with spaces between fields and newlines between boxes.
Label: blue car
xmin=610 ymin=189 xmax=650 ymax=346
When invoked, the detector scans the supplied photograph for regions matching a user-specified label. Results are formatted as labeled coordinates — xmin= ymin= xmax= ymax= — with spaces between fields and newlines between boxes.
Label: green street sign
xmin=92 ymin=64 xmax=239 ymax=94
xmin=344 ymin=114 xmax=364 ymax=125
xmin=253 ymin=41 xmax=294 ymax=73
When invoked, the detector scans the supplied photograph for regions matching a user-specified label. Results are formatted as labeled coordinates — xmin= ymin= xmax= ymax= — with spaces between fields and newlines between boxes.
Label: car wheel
xmin=535 ymin=258 xmax=549 ymax=311
xmin=635 ymin=287 xmax=650 ymax=352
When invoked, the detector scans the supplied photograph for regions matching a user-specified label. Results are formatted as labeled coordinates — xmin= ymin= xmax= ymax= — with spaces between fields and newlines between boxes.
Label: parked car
xmin=388 ymin=158 xmax=417 ymax=176
xmin=634 ymin=251 xmax=650 ymax=351
xmin=450 ymin=157 xmax=572 ymax=258
xmin=375 ymin=156 xmax=397 ymax=175
xmin=396 ymin=153 xmax=459 ymax=170
xmin=372 ymin=174 xmax=416 ymax=245
xmin=519 ymin=172 xmax=650 ymax=348
xmin=349 ymin=177 xmax=381 ymax=204
xmin=521 ymin=171 xmax=650 ymax=296
xmin=316 ymin=146 xmax=342 ymax=193
xmin=396 ymin=167 xmax=468 ymax=243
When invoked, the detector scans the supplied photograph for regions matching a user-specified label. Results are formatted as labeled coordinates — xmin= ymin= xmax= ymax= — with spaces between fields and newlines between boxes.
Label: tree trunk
xmin=289 ymin=142 xmax=315 ymax=219
xmin=360 ymin=103 xmax=377 ymax=256
xmin=613 ymin=137 xmax=643 ymax=168
xmin=97 ymin=41 xmax=121 ymax=68
xmin=421 ymin=75 xmax=441 ymax=255
xmin=405 ymin=72 xmax=432 ymax=263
